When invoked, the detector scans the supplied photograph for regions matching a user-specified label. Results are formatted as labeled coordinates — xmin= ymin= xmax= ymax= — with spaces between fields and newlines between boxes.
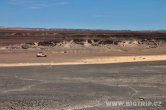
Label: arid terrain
xmin=0 ymin=27 xmax=166 ymax=110
xmin=0 ymin=27 xmax=166 ymax=65
xmin=0 ymin=61 xmax=166 ymax=110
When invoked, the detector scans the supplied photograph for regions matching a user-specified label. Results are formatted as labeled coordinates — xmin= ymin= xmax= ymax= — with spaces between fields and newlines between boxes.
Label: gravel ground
xmin=0 ymin=61 xmax=166 ymax=110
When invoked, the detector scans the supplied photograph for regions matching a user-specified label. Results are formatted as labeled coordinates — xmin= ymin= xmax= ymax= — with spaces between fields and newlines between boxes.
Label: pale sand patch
xmin=0 ymin=55 xmax=166 ymax=67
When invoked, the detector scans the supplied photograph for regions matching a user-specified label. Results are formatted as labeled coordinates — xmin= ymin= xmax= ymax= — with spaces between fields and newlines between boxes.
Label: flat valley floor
xmin=0 ymin=61 xmax=165 ymax=110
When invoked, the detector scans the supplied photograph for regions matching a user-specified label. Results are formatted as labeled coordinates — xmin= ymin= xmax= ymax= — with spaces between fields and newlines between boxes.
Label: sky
xmin=0 ymin=0 xmax=166 ymax=30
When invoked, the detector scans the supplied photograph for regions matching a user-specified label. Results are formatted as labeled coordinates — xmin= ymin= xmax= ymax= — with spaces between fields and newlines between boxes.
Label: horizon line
xmin=0 ymin=26 xmax=166 ymax=31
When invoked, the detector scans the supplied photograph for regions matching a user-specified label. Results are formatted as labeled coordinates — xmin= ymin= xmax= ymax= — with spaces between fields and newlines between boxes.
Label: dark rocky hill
xmin=0 ymin=27 xmax=166 ymax=46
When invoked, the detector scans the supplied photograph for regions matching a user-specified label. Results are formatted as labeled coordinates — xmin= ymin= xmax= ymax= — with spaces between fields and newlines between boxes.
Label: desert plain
xmin=0 ymin=27 xmax=166 ymax=110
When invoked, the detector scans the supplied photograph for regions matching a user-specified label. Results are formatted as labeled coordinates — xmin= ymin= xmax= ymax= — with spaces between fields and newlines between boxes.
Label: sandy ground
xmin=0 ymin=45 xmax=166 ymax=67
xmin=0 ymin=43 xmax=166 ymax=110
xmin=0 ymin=29 xmax=166 ymax=110
xmin=0 ymin=55 xmax=166 ymax=67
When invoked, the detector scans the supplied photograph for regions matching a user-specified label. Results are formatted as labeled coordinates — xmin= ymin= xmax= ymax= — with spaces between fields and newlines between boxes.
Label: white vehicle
xmin=36 ymin=52 xmax=47 ymax=57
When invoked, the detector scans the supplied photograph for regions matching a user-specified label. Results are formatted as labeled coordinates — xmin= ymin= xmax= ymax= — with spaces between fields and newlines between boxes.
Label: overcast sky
xmin=0 ymin=0 xmax=166 ymax=30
